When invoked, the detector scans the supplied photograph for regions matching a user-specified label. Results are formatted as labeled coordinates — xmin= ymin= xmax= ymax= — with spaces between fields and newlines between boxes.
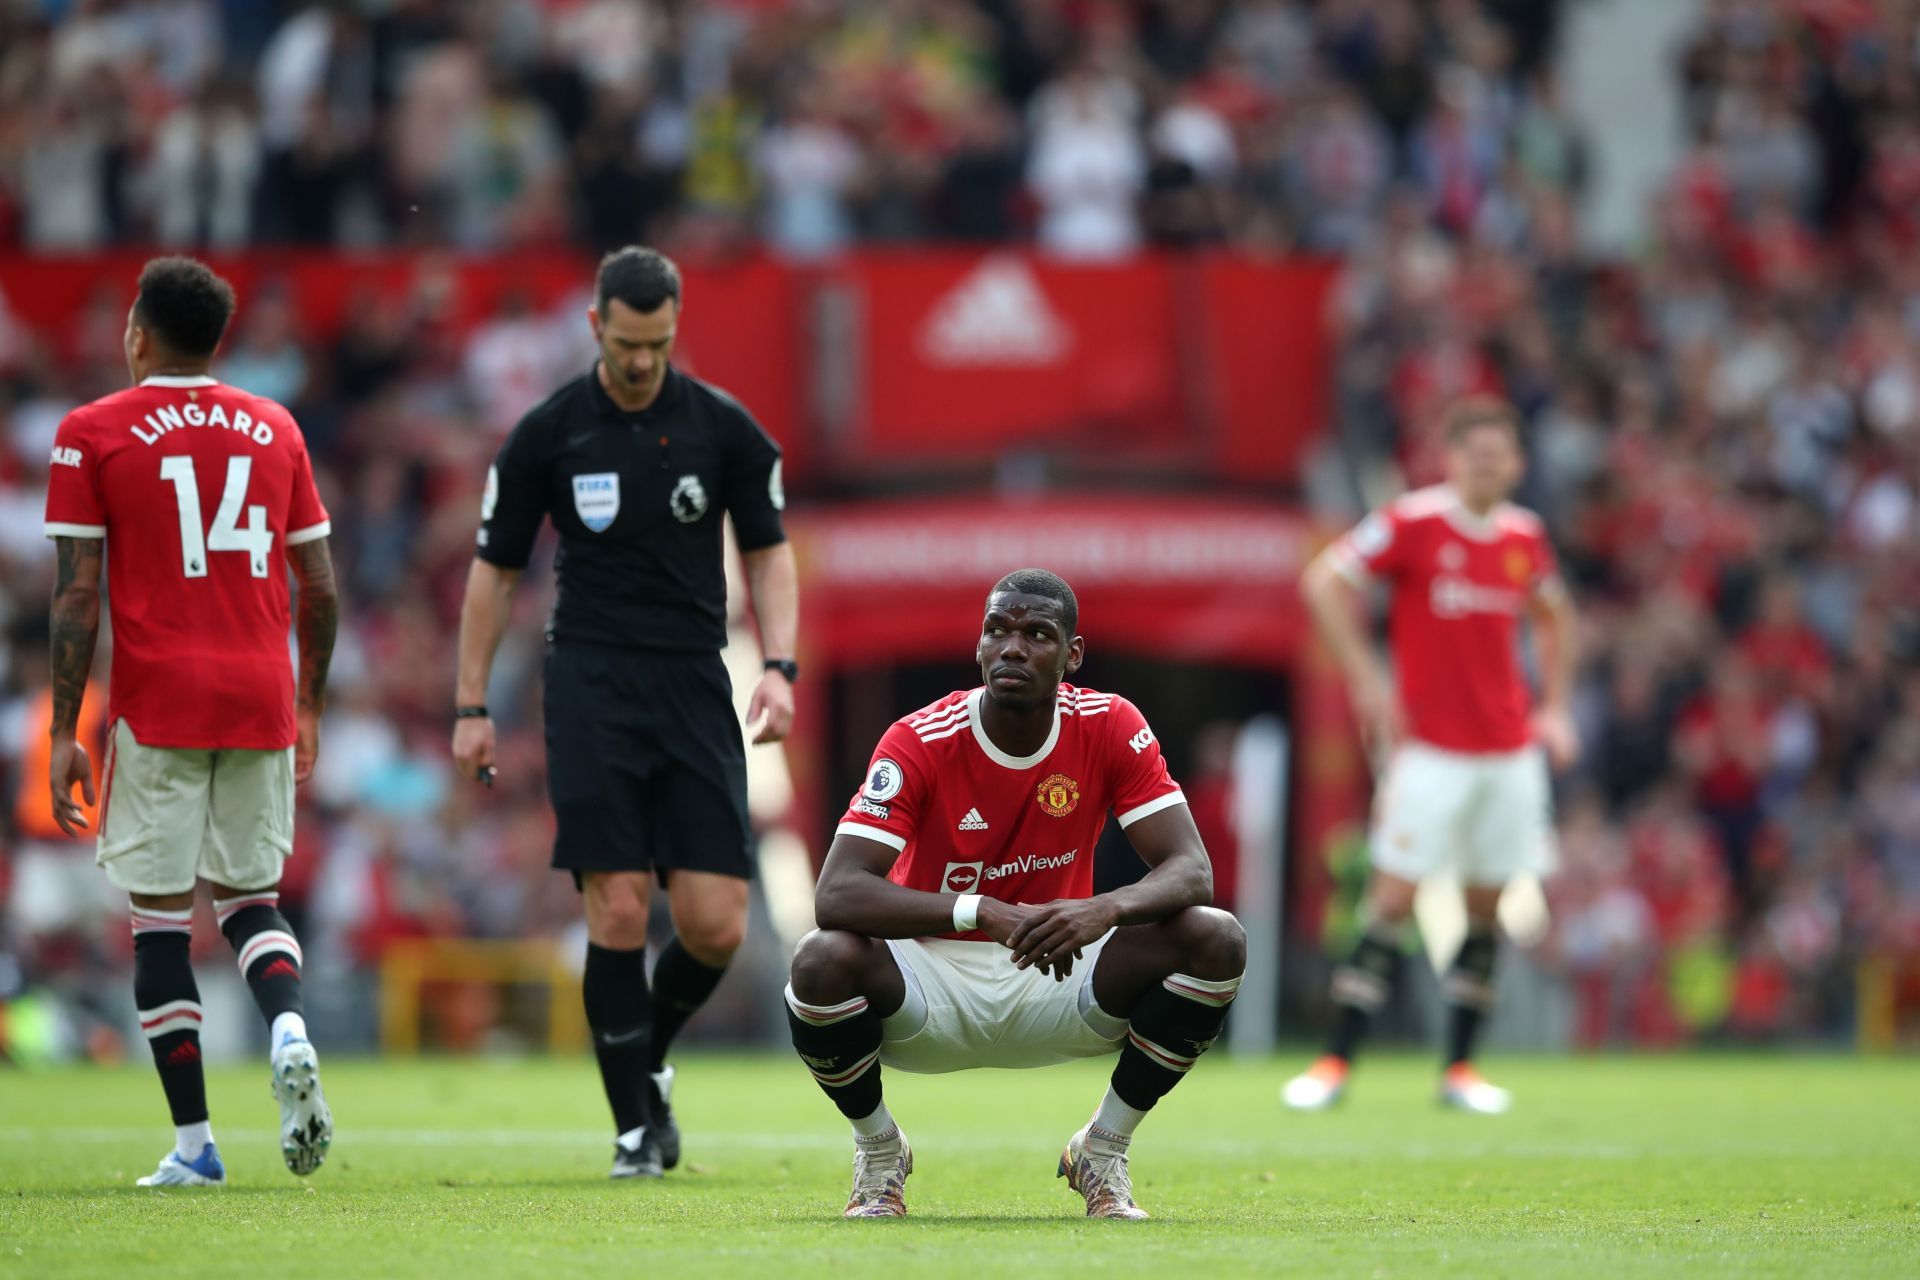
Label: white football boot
xmin=1058 ymin=1123 xmax=1149 ymax=1220
xmin=137 ymin=1143 xmax=226 ymax=1187
xmin=1281 ymin=1055 xmax=1350 ymax=1111
xmin=271 ymin=1034 xmax=334 ymax=1174
xmin=845 ymin=1128 xmax=912 ymax=1218
xmin=1439 ymin=1063 xmax=1512 ymax=1115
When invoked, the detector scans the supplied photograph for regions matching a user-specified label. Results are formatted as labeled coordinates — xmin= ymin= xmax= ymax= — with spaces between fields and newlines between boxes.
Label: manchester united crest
xmin=1036 ymin=773 xmax=1080 ymax=817
xmin=1504 ymin=547 xmax=1532 ymax=584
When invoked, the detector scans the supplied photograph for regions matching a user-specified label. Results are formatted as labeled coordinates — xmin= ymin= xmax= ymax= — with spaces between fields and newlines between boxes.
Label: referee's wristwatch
xmin=763 ymin=658 xmax=799 ymax=684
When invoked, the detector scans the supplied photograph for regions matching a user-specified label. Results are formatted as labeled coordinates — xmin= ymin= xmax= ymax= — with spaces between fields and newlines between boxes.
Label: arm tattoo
xmin=291 ymin=539 xmax=339 ymax=713
xmin=48 ymin=536 xmax=104 ymax=737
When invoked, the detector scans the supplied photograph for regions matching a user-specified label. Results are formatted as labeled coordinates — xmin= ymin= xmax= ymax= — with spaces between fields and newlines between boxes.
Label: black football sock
xmin=132 ymin=908 xmax=209 ymax=1134
xmin=1443 ymin=924 xmax=1500 ymax=1067
xmin=216 ymin=892 xmax=305 ymax=1037
xmin=1107 ymin=972 xmax=1241 ymax=1119
xmin=648 ymin=937 xmax=727 ymax=1072
xmin=785 ymin=986 xmax=889 ymax=1131
xmin=1326 ymin=924 xmax=1406 ymax=1063
xmin=584 ymin=942 xmax=653 ymax=1136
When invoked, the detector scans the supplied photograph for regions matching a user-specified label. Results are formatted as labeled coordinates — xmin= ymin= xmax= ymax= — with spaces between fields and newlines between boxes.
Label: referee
xmin=452 ymin=247 xmax=798 ymax=1179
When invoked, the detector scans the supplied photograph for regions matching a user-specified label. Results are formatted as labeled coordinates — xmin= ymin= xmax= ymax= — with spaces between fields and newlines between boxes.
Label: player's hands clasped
xmin=452 ymin=714 xmax=498 ymax=784
xmin=48 ymin=736 xmax=95 ymax=838
xmin=1002 ymin=897 xmax=1119 ymax=983
xmin=977 ymin=900 xmax=1079 ymax=978
xmin=748 ymin=669 xmax=795 ymax=745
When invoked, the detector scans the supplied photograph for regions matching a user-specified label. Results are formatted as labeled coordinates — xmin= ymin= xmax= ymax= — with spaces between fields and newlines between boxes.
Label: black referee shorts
xmin=542 ymin=641 xmax=753 ymax=886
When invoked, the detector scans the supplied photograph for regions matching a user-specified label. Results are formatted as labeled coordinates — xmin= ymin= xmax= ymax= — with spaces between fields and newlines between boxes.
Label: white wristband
xmin=952 ymin=893 xmax=983 ymax=933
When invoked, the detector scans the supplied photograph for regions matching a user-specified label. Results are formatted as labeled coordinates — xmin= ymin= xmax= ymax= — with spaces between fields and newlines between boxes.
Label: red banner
xmin=1193 ymin=256 xmax=1340 ymax=482
xmin=0 ymin=251 xmax=803 ymax=473
xmin=790 ymin=494 xmax=1314 ymax=669
xmin=832 ymin=252 xmax=1184 ymax=461
xmin=821 ymin=251 xmax=1336 ymax=480
xmin=0 ymin=249 xmax=1333 ymax=485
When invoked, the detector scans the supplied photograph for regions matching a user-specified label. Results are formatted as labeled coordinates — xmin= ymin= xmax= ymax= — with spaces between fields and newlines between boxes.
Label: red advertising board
xmin=831 ymin=252 xmax=1184 ymax=460
xmin=790 ymin=494 xmax=1315 ymax=668
xmin=0 ymin=251 xmax=804 ymax=474
xmin=1193 ymin=256 xmax=1340 ymax=481
xmin=0 ymin=249 xmax=1334 ymax=485
xmin=821 ymin=251 xmax=1337 ymax=481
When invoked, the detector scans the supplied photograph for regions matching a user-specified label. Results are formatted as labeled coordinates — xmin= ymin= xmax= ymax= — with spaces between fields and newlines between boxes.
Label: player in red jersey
xmin=42 ymin=258 xmax=339 ymax=1186
xmin=1283 ymin=396 xmax=1579 ymax=1115
xmin=785 ymin=569 xmax=1246 ymax=1220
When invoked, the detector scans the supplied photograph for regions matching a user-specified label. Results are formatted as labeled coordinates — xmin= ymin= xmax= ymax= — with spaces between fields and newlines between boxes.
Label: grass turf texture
xmin=2 ymin=1054 xmax=1916 ymax=1278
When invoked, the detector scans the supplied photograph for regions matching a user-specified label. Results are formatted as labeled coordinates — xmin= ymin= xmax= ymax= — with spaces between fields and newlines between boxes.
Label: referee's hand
xmin=452 ymin=715 xmax=498 ymax=785
xmin=747 ymin=670 xmax=795 ymax=745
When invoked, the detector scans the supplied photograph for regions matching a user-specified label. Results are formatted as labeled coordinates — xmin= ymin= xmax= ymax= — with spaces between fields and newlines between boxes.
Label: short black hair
xmin=596 ymin=246 xmax=682 ymax=316
xmin=1444 ymin=394 xmax=1522 ymax=444
xmin=989 ymin=568 xmax=1078 ymax=635
xmin=133 ymin=256 xmax=236 ymax=358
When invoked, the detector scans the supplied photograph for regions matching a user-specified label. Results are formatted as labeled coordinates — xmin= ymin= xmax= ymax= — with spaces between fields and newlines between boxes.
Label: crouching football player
xmin=786 ymin=569 xmax=1245 ymax=1219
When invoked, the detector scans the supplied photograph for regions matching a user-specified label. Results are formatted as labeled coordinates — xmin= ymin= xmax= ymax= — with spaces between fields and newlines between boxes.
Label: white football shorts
xmin=96 ymin=719 xmax=295 ymax=895
xmin=878 ymin=929 xmax=1126 ymax=1073
xmin=1369 ymin=739 xmax=1555 ymax=886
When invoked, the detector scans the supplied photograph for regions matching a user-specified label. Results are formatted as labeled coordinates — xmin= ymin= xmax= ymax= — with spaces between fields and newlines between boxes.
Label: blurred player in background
xmin=42 ymin=257 xmax=339 ymax=1185
xmin=786 ymin=569 xmax=1245 ymax=1220
xmin=1283 ymin=397 xmax=1578 ymax=1115
xmin=8 ymin=668 xmax=112 ymax=962
xmin=454 ymin=247 xmax=797 ymax=1179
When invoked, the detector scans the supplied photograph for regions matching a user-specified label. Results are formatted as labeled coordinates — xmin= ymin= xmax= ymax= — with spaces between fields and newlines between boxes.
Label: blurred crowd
xmin=1 ymin=0 xmax=1918 ymax=1055
xmin=1329 ymin=0 xmax=1920 ymax=1045
xmin=0 ymin=0 xmax=1562 ymax=260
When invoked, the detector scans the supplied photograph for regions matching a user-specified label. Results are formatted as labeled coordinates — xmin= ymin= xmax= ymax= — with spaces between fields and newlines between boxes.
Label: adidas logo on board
xmin=917 ymin=256 xmax=1073 ymax=367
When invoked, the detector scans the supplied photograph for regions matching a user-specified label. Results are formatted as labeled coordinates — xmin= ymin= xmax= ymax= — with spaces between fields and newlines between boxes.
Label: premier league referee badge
xmin=670 ymin=473 xmax=709 ymax=523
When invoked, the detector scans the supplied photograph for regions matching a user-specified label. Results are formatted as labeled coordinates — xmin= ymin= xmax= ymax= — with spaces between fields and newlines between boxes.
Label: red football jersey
xmin=1328 ymin=485 xmax=1557 ymax=753
xmin=43 ymin=375 xmax=330 ymax=750
xmin=835 ymin=684 xmax=1185 ymax=941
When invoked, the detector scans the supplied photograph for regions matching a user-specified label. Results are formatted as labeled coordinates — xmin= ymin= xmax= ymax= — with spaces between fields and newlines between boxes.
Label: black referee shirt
xmin=476 ymin=365 xmax=787 ymax=653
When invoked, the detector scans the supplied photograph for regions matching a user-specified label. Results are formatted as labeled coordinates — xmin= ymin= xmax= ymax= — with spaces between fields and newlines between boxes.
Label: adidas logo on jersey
xmin=958 ymin=807 xmax=990 ymax=831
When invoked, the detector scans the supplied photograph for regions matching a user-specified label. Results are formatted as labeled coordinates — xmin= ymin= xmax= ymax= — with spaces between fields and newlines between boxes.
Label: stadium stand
xmin=0 ymin=0 xmax=1915 ymax=1054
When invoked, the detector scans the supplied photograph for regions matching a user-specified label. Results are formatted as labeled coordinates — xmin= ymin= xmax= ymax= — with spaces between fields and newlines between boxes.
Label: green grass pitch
xmin=3 ymin=1054 xmax=1916 ymax=1278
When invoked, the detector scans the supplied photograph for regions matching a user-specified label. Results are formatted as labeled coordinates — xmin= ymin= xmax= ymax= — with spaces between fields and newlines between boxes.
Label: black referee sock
xmin=648 ymin=938 xmax=727 ymax=1072
xmin=785 ymin=988 xmax=885 ymax=1124
xmin=584 ymin=943 xmax=653 ymax=1136
xmin=132 ymin=911 xmax=209 ymax=1128
xmin=1326 ymin=925 xmax=1406 ymax=1063
xmin=1443 ymin=925 xmax=1500 ymax=1067
xmin=1109 ymin=973 xmax=1240 ymax=1113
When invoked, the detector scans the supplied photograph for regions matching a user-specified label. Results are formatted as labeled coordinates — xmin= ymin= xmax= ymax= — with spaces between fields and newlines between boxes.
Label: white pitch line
xmin=0 ymin=1127 xmax=1647 ymax=1159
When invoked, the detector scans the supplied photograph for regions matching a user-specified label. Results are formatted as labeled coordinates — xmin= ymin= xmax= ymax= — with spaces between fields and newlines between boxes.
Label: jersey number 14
xmin=159 ymin=455 xmax=272 ymax=579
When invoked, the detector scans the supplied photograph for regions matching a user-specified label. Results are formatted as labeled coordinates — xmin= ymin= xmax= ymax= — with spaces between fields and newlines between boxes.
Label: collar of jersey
xmin=589 ymin=363 xmax=679 ymax=420
xmin=140 ymin=374 xmax=218 ymax=388
xmin=1438 ymin=486 xmax=1503 ymax=543
xmin=966 ymin=687 xmax=1060 ymax=770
